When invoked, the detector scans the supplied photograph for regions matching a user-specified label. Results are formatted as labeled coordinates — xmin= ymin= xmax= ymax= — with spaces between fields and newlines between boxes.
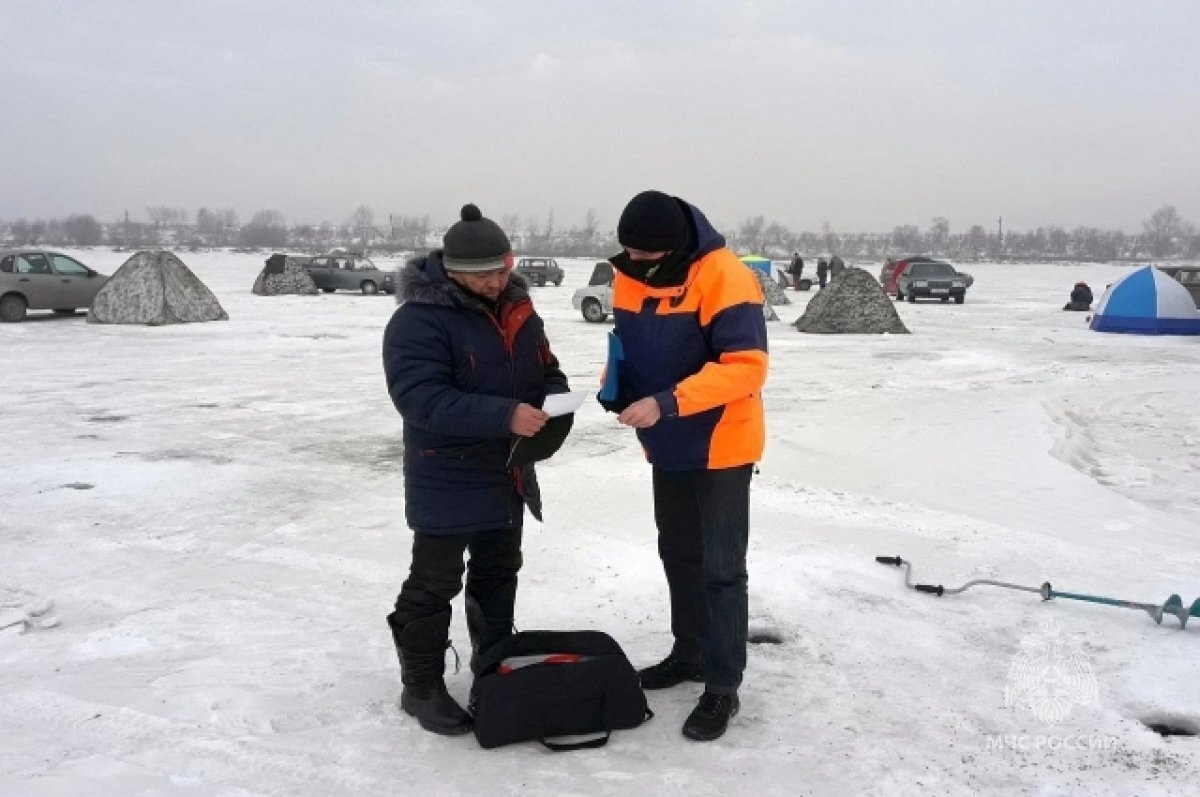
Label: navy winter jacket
xmin=383 ymin=253 xmax=568 ymax=535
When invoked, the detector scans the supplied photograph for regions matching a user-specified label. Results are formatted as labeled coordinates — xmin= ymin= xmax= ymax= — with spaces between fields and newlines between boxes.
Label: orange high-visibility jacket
xmin=610 ymin=205 xmax=769 ymax=470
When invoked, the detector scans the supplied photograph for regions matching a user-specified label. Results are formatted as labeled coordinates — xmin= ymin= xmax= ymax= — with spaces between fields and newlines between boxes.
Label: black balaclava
xmin=611 ymin=190 xmax=695 ymax=288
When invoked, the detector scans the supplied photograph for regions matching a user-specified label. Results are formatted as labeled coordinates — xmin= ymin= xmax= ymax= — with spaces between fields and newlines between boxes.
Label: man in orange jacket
xmin=604 ymin=190 xmax=769 ymax=741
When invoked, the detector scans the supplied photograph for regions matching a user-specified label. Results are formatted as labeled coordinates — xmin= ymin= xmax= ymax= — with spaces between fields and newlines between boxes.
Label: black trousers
xmin=392 ymin=528 xmax=523 ymax=633
xmin=653 ymin=465 xmax=752 ymax=695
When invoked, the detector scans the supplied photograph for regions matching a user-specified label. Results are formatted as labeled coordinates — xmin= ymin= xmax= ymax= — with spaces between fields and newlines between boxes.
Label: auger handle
xmin=876 ymin=556 xmax=905 ymax=566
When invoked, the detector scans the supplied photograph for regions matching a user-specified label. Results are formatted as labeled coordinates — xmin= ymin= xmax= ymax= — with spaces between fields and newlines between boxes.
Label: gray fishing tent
xmin=252 ymin=253 xmax=318 ymax=296
xmin=754 ymin=268 xmax=791 ymax=307
xmin=88 ymin=250 xmax=228 ymax=325
xmin=793 ymin=267 xmax=909 ymax=334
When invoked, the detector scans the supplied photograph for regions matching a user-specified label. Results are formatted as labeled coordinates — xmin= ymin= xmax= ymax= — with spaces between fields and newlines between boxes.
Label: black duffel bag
xmin=469 ymin=630 xmax=653 ymax=750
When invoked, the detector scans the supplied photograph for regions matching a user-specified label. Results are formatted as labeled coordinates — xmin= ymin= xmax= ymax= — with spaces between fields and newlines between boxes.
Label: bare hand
xmin=510 ymin=403 xmax=550 ymax=437
xmin=617 ymin=397 xmax=661 ymax=429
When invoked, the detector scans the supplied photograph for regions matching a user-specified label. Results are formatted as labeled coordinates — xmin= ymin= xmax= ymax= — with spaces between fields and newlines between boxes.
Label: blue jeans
xmin=652 ymin=465 xmax=752 ymax=695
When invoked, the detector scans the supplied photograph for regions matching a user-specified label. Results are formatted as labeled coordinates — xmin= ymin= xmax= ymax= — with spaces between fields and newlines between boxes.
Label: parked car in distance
xmin=1158 ymin=265 xmax=1200 ymax=308
xmin=0 ymin=249 xmax=108 ymax=322
xmin=514 ymin=257 xmax=564 ymax=287
xmin=304 ymin=253 xmax=394 ymax=295
xmin=880 ymin=256 xmax=940 ymax=295
xmin=882 ymin=256 xmax=974 ymax=295
xmin=571 ymin=261 xmax=615 ymax=322
xmin=895 ymin=260 xmax=969 ymax=303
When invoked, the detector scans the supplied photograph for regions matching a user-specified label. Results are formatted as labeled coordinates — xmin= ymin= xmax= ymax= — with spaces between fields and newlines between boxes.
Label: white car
xmin=571 ymin=262 xmax=614 ymax=322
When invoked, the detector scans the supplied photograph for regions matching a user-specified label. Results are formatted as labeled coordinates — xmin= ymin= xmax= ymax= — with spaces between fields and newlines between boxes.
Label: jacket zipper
xmin=485 ymin=311 xmax=519 ymax=528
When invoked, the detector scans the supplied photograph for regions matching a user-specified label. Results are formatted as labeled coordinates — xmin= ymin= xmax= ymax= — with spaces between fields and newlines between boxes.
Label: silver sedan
xmin=0 ymin=249 xmax=109 ymax=321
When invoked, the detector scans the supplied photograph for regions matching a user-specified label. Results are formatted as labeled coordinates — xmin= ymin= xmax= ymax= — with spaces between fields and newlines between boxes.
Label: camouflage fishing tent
xmin=793 ymin=267 xmax=910 ymax=334
xmin=88 ymin=250 xmax=228 ymax=325
xmin=252 ymin=253 xmax=318 ymax=296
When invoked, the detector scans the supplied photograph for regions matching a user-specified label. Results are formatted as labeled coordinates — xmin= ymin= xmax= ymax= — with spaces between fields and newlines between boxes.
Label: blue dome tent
xmin=738 ymin=255 xmax=774 ymax=276
xmin=1090 ymin=266 xmax=1200 ymax=335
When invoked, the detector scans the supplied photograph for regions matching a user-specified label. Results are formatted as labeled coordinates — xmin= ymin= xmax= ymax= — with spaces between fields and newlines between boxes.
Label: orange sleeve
xmin=674 ymin=255 xmax=769 ymax=416
xmin=676 ymin=349 xmax=768 ymax=416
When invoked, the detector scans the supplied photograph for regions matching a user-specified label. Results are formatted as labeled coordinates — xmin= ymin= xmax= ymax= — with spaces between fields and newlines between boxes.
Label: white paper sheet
xmin=542 ymin=390 xmax=587 ymax=417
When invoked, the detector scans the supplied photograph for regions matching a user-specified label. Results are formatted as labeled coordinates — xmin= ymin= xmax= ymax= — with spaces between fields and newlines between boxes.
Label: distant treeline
xmin=1 ymin=204 xmax=1196 ymax=262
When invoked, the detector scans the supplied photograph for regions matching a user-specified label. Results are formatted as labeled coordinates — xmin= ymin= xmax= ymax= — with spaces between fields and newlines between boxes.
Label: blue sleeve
xmin=383 ymin=307 xmax=516 ymax=438
xmin=707 ymin=301 xmax=769 ymax=357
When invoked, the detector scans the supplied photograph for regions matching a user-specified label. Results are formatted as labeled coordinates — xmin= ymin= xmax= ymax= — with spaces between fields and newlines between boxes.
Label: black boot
xmin=682 ymin=691 xmax=740 ymax=741
xmin=386 ymin=610 xmax=472 ymax=736
xmin=637 ymin=651 xmax=705 ymax=690
xmin=399 ymin=682 xmax=473 ymax=736
xmin=465 ymin=592 xmax=514 ymax=675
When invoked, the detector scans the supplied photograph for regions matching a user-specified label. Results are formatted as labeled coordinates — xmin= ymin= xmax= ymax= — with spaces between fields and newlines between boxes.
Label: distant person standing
xmin=816 ymin=257 xmax=829 ymax=289
xmin=828 ymin=255 xmax=845 ymax=282
xmin=788 ymin=252 xmax=805 ymax=290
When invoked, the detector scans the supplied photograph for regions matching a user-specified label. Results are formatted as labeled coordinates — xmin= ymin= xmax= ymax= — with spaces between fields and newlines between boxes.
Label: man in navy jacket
xmin=383 ymin=204 xmax=569 ymax=735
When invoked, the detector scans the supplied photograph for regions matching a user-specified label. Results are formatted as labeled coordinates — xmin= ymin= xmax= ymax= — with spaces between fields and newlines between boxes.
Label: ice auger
xmin=876 ymin=555 xmax=1200 ymax=629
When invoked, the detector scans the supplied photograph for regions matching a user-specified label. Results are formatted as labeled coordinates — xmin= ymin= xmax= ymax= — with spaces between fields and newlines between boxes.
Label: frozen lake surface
xmin=3 ymin=251 xmax=1199 ymax=795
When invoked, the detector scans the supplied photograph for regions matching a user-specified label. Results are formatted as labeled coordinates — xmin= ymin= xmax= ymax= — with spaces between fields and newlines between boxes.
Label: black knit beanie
xmin=617 ymin=190 xmax=688 ymax=252
xmin=442 ymin=204 xmax=512 ymax=272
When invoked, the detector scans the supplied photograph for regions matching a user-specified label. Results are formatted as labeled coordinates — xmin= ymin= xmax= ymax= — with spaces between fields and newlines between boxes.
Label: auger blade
xmin=1185 ymin=598 xmax=1200 ymax=630
xmin=1160 ymin=595 xmax=1200 ymax=629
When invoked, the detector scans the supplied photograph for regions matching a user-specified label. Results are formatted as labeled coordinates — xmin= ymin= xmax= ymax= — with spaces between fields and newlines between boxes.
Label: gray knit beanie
xmin=442 ymin=204 xmax=512 ymax=272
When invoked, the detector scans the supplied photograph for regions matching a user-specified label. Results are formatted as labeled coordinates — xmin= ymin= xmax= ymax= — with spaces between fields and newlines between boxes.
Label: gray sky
xmin=4 ymin=0 xmax=1198 ymax=233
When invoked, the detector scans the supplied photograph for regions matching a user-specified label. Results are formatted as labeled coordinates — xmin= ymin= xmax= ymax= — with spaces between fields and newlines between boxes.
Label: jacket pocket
xmin=417 ymin=440 xmax=492 ymax=460
xmin=454 ymin=345 xmax=478 ymax=390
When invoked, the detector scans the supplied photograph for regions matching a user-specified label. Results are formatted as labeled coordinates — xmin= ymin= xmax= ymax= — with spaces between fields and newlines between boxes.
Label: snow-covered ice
xmin=3 ymin=251 xmax=1199 ymax=796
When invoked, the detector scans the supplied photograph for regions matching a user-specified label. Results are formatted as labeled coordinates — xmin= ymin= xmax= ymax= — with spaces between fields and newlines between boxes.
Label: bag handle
xmin=536 ymin=706 xmax=654 ymax=751
xmin=540 ymin=731 xmax=611 ymax=752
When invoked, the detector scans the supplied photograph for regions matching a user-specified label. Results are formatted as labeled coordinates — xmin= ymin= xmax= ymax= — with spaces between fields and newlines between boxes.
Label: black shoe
xmin=400 ymin=682 xmax=473 ymax=736
xmin=682 ymin=691 xmax=739 ymax=741
xmin=637 ymin=653 xmax=704 ymax=690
